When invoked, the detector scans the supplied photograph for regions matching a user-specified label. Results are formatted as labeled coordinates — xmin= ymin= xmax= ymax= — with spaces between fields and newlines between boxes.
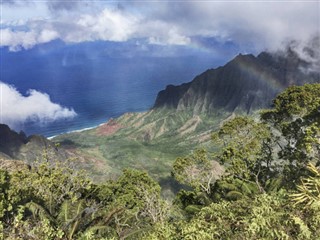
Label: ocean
xmin=1 ymin=40 xmax=238 ymax=137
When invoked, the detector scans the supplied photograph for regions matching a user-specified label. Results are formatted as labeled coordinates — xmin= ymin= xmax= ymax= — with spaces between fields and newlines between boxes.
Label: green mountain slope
xmin=53 ymin=109 xmax=229 ymax=190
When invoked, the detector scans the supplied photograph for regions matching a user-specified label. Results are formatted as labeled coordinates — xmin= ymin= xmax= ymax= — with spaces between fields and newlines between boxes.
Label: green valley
xmin=53 ymin=109 xmax=228 ymax=188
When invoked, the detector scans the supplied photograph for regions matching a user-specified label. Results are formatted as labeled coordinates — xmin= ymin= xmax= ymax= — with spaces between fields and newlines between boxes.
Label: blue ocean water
xmin=1 ymin=40 xmax=239 ymax=137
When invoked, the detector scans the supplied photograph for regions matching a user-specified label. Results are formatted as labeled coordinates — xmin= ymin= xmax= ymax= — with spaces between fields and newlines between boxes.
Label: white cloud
xmin=141 ymin=1 xmax=320 ymax=51
xmin=287 ymin=36 xmax=320 ymax=73
xmin=0 ymin=7 xmax=139 ymax=49
xmin=1 ymin=28 xmax=59 ymax=51
xmin=0 ymin=82 xmax=77 ymax=128
xmin=148 ymin=27 xmax=191 ymax=46
xmin=74 ymin=8 xmax=139 ymax=42
xmin=0 ymin=1 xmax=319 ymax=52
xmin=38 ymin=29 xmax=59 ymax=43
xmin=1 ymin=28 xmax=36 ymax=51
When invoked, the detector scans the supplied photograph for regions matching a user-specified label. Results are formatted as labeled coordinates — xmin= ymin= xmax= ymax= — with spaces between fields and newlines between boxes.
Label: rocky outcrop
xmin=0 ymin=124 xmax=27 ymax=158
xmin=154 ymin=50 xmax=320 ymax=114
xmin=0 ymin=124 xmax=68 ymax=163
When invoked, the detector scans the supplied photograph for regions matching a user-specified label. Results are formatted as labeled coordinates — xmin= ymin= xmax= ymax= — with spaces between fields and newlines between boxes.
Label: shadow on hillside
xmin=159 ymin=175 xmax=191 ymax=199
xmin=58 ymin=139 xmax=79 ymax=148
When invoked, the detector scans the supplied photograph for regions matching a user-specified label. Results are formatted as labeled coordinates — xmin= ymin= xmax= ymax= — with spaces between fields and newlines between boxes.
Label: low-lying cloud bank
xmin=0 ymin=82 xmax=76 ymax=129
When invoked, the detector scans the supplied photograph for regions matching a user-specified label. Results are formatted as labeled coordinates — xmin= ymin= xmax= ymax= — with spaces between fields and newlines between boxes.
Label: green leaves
xmin=1 ymin=160 xmax=169 ymax=239
xmin=172 ymin=192 xmax=318 ymax=240
xmin=173 ymin=149 xmax=223 ymax=195
xmin=291 ymin=163 xmax=320 ymax=207
xmin=211 ymin=116 xmax=274 ymax=197
xmin=261 ymin=83 xmax=320 ymax=172
xmin=272 ymin=84 xmax=320 ymax=119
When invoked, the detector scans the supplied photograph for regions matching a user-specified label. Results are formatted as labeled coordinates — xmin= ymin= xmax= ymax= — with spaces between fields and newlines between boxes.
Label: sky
xmin=0 ymin=0 xmax=320 ymax=131
xmin=1 ymin=0 xmax=319 ymax=52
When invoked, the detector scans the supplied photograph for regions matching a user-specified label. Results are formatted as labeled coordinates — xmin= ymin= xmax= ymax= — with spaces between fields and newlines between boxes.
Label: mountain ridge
xmin=154 ymin=49 xmax=319 ymax=114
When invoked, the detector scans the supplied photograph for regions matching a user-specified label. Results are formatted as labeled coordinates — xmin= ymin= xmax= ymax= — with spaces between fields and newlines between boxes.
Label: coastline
xmin=47 ymin=123 xmax=104 ymax=140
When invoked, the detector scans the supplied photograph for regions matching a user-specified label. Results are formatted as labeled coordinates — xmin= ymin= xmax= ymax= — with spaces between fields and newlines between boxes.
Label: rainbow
xmin=233 ymin=54 xmax=284 ymax=92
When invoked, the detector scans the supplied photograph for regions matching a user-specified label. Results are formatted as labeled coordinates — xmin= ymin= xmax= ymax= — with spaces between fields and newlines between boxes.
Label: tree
xmin=261 ymin=83 xmax=320 ymax=184
xmin=1 ymin=157 xmax=169 ymax=240
xmin=99 ymin=169 xmax=168 ymax=239
xmin=173 ymin=149 xmax=223 ymax=195
xmin=211 ymin=116 xmax=275 ymax=199
xmin=0 ymin=170 xmax=10 ymax=240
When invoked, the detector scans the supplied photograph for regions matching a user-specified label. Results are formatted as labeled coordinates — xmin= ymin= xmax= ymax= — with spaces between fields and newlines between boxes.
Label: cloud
xmin=140 ymin=1 xmax=320 ymax=51
xmin=0 ymin=6 xmax=196 ymax=49
xmin=0 ymin=7 xmax=139 ymax=49
xmin=1 ymin=28 xmax=59 ymax=51
xmin=0 ymin=82 xmax=77 ymax=129
xmin=1 ymin=1 xmax=319 ymax=52
xmin=74 ymin=8 xmax=139 ymax=42
xmin=1 ymin=0 xmax=77 ymax=9
xmin=1 ymin=0 xmax=15 ymax=4
xmin=286 ymin=35 xmax=320 ymax=73
xmin=47 ymin=2 xmax=80 ymax=12
xmin=1 ymin=0 xmax=99 ymax=13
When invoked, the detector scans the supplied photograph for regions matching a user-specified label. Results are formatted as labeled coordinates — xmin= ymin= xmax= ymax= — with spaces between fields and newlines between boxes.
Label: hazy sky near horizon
xmin=1 ymin=1 xmax=319 ymax=53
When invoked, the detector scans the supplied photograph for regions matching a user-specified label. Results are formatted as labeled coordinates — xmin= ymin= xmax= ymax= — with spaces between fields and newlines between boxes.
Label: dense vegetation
xmin=1 ymin=83 xmax=319 ymax=239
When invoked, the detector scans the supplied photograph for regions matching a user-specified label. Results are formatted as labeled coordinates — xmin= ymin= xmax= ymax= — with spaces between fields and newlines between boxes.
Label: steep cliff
xmin=154 ymin=50 xmax=319 ymax=114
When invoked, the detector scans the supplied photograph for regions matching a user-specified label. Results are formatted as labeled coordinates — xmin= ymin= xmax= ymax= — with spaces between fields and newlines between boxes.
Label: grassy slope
xmin=53 ymin=108 xmax=230 ymax=194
